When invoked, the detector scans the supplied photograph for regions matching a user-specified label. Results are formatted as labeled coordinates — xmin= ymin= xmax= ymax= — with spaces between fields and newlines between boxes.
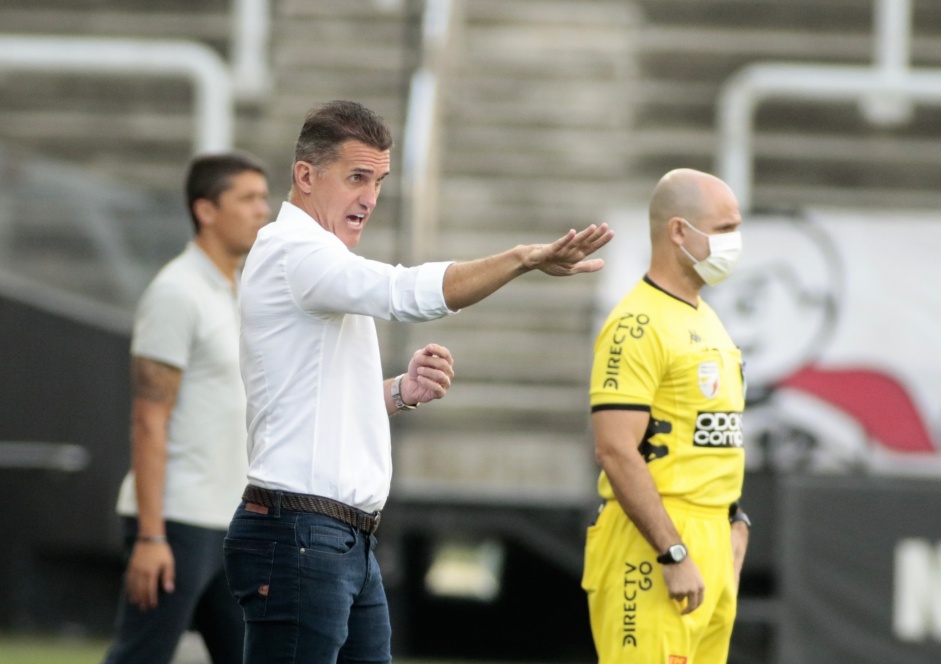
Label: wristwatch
xmin=729 ymin=502 xmax=752 ymax=528
xmin=391 ymin=374 xmax=418 ymax=411
xmin=730 ymin=509 xmax=752 ymax=528
xmin=656 ymin=543 xmax=688 ymax=565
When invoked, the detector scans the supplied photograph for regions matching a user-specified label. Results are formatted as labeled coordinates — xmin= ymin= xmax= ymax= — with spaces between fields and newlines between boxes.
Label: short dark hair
xmin=185 ymin=151 xmax=268 ymax=234
xmin=294 ymin=100 xmax=393 ymax=172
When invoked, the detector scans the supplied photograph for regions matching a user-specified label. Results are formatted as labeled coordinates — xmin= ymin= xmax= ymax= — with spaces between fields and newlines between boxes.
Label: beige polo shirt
xmin=116 ymin=242 xmax=248 ymax=530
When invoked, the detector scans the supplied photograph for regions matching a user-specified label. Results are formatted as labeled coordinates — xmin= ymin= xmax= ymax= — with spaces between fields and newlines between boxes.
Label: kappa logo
xmin=668 ymin=656 xmax=688 ymax=664
xmin=698 ymin=362 xmax=719 ymax=399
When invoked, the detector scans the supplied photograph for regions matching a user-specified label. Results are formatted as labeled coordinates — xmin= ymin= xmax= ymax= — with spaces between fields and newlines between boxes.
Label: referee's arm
xmin=592 ymin=408 xmax=705 ymax=614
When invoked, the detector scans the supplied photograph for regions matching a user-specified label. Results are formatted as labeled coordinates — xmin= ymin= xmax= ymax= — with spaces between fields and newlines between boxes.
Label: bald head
xmin=649 ymin=168 xmax=736 ymax=240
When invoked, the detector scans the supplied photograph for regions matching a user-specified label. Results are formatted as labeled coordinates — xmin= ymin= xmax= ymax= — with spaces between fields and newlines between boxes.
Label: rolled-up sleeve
xmin=393 ymin=260 xmax=455 ymax=321
xmin=286 ymin=237 xmax=456 ymax=322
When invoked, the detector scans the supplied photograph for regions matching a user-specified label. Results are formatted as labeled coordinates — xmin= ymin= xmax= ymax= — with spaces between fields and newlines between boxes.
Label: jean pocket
xmin=223 ymin=538 xmax=276 ymax=621
xmin=301 ymin=522 xmax=357 ymax=558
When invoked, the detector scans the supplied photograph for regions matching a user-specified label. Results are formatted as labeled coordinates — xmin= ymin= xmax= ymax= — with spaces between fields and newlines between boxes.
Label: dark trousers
xmin=224 ymin=500 xmax=391 ymax=664
xmin=102 ymin=517 xmax=244 ymax=664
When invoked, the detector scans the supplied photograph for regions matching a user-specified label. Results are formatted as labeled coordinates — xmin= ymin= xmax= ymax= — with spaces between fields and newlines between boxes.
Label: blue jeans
xmin=224 ymin=498 xmax=391 ymax=664
xmin=103 ymin=518 xmax=244 ymax=664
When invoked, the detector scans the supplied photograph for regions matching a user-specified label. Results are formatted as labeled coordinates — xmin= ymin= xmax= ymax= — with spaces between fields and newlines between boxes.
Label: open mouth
xmin=346 ymin=214 xmax=365 ymax=229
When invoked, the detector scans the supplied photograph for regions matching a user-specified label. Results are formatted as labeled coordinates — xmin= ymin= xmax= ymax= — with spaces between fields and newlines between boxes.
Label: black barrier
xmin=0 ymin=292 xmax=131 ymax=633
xmin=778 ymin=474 xmax=941 ymax=663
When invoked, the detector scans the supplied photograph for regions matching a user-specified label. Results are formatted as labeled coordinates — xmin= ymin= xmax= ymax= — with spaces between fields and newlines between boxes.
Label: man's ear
xmin=293 ymin=161 xmax=316 ymax=195
xmin=193 ymin=198 xmax=216 ymax=230
xmin=667 ymin=217 xmax=687 ymax=246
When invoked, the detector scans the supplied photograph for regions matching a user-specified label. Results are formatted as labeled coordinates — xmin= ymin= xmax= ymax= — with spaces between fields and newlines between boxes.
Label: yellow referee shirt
xmin=590 ymin=276 xmax=745 ymax=508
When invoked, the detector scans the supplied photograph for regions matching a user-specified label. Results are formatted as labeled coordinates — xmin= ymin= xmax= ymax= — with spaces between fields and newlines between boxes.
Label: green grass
xmin=0 ymin=635 xmax=109 ymax=664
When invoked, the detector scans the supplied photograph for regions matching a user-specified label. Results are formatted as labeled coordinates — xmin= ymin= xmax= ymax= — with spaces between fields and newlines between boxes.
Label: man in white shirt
xmin=223 ymin=100 xmax=613 ymax=664
xmin=103 ymin=153 xmax=270 ymax=664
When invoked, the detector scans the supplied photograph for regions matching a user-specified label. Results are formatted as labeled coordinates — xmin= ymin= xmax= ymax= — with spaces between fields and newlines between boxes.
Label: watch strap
xmin=656 ymin=543 xmax=687 ymax=565
xmin=730 ymin=509 xmax=751 ymax=528
xmin=391 ymin=374 xmax=418 ymax=411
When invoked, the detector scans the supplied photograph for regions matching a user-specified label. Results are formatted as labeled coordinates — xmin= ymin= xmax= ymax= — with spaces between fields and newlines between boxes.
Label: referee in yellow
xmin=583 ymin=168 xmax=750 ymax=664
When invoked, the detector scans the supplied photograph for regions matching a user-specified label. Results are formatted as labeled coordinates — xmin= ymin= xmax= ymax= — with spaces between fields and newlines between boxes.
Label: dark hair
xmin=185 ymin=151 xmax=268 ymax=234
xmin=294 ymin=100 xmax=393 ymax=171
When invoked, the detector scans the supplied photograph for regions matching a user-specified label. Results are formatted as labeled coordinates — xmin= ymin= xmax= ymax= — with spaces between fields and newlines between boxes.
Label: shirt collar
xmin=184 ymin=241 xmax=236 ymax=293
xmin=277 ymin=201 xmax=350 ymax=251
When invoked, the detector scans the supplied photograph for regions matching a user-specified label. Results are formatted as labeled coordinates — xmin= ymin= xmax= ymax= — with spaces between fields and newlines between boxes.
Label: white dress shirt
xmin=239 ymin=202 xmax=454 ymax=513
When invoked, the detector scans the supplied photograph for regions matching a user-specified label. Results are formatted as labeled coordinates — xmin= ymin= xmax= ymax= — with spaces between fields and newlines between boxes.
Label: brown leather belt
xmin=242 ymin=485 xmax=381 ymax=535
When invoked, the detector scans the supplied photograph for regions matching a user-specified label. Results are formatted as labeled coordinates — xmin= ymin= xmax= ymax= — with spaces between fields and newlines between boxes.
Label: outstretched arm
xmin=442 ymin=224 xmax=613 ymax=311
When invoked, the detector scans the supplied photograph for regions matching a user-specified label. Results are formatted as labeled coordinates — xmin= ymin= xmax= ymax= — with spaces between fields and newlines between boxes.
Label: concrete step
xmin=278 ymin=0 xmax=406 ymax=20
xmin=392 ymin=431 xmax=598 ymax=504
xmin=444 ymin=77 xmax=629 ymax=129
xmin=0 ymin=8 xmax=229 ymax=40
xmin=400 ymin=327 xmax=591 ymax=383
xmin=397 ymin=381 xmax=591 ymax=434
xmin=465 ymin=0 xmax=635 ymax=26
xmin=439 ymin=176 xmax=636 ymax=226
xmin=634 ymin=0 xmax=941 ymax=34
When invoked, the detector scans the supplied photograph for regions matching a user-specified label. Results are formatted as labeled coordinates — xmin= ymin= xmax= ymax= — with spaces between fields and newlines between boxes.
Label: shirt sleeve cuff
xmin=416 ymin=261 xmax=458 ymax=316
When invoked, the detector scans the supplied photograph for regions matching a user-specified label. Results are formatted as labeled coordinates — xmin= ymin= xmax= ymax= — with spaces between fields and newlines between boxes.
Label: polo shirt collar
xmin=184 ymin=241 xmax=236 ymax=292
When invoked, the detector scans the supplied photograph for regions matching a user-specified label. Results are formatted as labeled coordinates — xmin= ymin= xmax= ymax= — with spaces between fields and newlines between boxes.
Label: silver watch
xmin=391 ymin=374 xmax=418 ymax=411
xmin=656 ymin=543 xmax=688 ymax=565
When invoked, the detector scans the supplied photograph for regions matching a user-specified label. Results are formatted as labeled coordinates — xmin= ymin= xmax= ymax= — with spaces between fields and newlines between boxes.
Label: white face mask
xmin=679 ymin=219 xmax=742 ymax=286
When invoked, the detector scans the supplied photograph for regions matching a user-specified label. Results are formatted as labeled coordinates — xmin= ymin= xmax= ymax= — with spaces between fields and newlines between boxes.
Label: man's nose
xmin=360 ymin=188 xmax=379 ymax=211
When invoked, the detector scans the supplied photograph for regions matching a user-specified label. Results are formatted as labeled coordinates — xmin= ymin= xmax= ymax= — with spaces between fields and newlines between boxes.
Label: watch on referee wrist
xmin=729 ymin=501 xmax=751 ymax=528
xmin=730 ymin=509 xmax=752 ymax=528
xmin=656 ymin=543 xmax=688 ymax=565
xmin=391 ymin=374 xmax=418 ymax=411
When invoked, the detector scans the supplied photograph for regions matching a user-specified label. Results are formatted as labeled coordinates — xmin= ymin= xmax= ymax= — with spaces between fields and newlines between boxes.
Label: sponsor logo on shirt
xmin=669 ymin=656 xmax=688 ymax=664
xmin=698 ymin=361 xmax=720 ymax=398
xmin=692 ymin=411 xmax=744 ymax=448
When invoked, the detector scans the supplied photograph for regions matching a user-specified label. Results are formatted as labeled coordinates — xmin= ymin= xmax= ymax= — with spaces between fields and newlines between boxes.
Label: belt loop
xmin=271 ymin=490 xmax=282 ymax=517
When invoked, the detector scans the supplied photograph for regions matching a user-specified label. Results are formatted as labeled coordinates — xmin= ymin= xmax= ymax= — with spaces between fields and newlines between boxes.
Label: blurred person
xmin=223 ymin=99 xmax=614 ymax=664
xmin=582 ymin=168 xmax=750 ymax=664
xmin=103 ymin=152 xmax=271 ymax=664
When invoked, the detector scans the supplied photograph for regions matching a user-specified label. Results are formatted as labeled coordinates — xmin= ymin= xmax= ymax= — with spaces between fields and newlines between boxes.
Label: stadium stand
xmin=2 ymin=1 xmax=941 ymax=661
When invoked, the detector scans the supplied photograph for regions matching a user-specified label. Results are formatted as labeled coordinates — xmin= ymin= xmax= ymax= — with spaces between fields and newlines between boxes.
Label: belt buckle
xmin=371 ymin=511 xmax=381 ymax=533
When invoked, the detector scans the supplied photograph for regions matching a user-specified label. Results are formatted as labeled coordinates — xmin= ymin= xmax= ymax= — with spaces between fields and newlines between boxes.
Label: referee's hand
xmin=662 ymin=558 xmax=705 ymax=615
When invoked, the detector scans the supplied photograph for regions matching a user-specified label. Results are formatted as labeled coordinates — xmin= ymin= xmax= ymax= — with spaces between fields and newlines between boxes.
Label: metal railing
xmin=0 ymin=35 xmax=234 ymax=154
xmin=0 ymin=0 xmax=274 ymax=314
xmin=399 ymin=0 xmax=461 ymax=264
xmin=0 ymin=442 xmax=89 ymax=473
xmin=717 ymin=0 xmax=941 ymax=211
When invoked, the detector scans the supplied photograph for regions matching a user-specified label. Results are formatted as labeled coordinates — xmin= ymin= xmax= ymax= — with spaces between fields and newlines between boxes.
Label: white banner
xmin=600 ymin=207 xmax=941 ymax=475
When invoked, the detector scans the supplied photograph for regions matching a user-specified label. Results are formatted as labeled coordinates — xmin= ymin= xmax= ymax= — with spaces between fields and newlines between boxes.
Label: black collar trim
xmin=643 ymin=275 xmax=698 ymax=310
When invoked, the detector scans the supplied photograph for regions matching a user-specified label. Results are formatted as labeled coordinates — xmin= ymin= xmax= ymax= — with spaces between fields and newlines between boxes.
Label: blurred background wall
xmin=1 ymin=1 xmax=941 ymax=662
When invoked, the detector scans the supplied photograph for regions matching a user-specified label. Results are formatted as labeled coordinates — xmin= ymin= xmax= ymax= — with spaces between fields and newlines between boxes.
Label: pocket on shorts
xmin=223 ymin=538 xmax=276 ymax=621
xmin=582 ymin=520 xmax=604 ymax=592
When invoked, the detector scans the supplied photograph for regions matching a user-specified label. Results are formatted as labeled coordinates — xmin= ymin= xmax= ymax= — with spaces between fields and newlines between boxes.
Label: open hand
xmin=522 ymin=223 xmax=614 ymax=277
